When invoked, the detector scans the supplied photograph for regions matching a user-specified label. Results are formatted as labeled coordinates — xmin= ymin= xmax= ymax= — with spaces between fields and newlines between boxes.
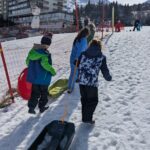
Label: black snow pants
xmin=79 ymin=84 xmax=98 ymax=122
xmin=28 ymin=84 xmax=48 ymax=110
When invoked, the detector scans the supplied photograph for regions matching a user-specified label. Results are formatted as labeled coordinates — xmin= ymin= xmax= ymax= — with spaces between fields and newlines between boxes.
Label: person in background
xmin=115 ymin=20 xmax=122 ymax=32
xmin=133 ymin=19 xmax=141 ymax=31
xmin=26 ymin=33 xmax=56 ymax=114
xmin=77 ymin=39 xmax=112 ymax=124
xmin=87 ymin=22 xmax=96 ymax=44
xmin=84 ymin=16 xmax=90 ymax=27
xmin=68 ymin=27 xmax=90 ymax=93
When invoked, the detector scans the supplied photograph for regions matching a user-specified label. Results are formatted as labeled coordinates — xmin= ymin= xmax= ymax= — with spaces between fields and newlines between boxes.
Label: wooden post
xmin=101 ymin=0 xmax=104 ymax=39
xmin=112 ymin=6 xmax=115 ymax=33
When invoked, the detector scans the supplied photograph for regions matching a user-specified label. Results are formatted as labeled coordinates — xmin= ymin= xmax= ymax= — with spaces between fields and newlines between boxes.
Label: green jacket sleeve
xmin=26 ymin=50 xmax=44 ymax=66
xmin=26 ymin=49 xmax=56 ymax=76
xmin=41 ymin=56 xmax=56 ymax=76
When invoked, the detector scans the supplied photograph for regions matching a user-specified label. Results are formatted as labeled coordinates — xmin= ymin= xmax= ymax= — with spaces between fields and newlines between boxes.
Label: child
xmin=26 ymin=34 xmax=56 ymax=114
xmin=68 ymin=27 xmax=90 ymax=93
xmin=77 ymin=39 xmax=112 ymax=124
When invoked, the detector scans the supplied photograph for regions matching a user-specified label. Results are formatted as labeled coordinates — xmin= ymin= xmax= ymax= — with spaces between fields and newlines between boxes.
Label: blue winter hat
xmin=41 ymin=36 xmax=51 ymax=46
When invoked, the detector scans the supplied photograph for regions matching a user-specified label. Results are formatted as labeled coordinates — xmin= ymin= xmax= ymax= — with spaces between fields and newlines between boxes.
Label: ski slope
xmin=0 ymin=27 xmax=150 ymax=150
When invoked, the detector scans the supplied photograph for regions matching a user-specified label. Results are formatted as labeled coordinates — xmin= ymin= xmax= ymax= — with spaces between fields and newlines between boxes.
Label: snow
xmin=0 ymin=27 xmax=150 ymax=150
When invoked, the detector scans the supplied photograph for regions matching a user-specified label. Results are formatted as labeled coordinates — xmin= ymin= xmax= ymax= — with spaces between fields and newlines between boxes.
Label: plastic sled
xmin=28 ymin=120 xmax=75 ymax=150
xmin=48 ymin=79 xmax=68 ymax=98
xmin=17 ymin=68 xmax=32 ymax=100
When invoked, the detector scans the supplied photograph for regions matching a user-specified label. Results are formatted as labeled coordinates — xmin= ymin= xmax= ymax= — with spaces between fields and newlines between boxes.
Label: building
xmin=49 ymin=0 xmax=67 ymax=12
xmin=8 ymin=0 xmax=49 ymax=26
xmin=40 ymin=11 xmax=74 ymax=32
xmin=0 ymin=1 xmax=2 ymax=17
xmin=0 ymin=0 xmax=8 ymax=20
xmin=2 ymin=0 xmax=74 ymax=32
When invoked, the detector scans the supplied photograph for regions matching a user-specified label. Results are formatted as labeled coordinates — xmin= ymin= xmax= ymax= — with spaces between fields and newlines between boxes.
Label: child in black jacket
xmin=78 ymin=39 xmax=112 ymax=124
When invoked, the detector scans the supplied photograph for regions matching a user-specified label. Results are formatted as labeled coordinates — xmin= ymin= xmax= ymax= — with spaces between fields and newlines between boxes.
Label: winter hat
xmin=41 ymin=36 xmax=51 ymax=46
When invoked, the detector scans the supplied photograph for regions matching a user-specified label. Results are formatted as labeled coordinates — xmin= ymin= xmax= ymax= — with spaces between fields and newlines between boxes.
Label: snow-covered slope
xmin=0 ymin=27 xmax=150 ymax=150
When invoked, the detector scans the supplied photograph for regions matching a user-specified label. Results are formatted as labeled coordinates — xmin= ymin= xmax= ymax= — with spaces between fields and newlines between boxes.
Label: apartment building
xmin=0 ymin=0 xmax=8 ymax=19
xmin=40 ymin=11 xmax=74 ymax=32
xmin=49 ymin=0 xmax=67 ymax=12
xmin=0 ymin=1 xmax=2 ymax=17
xmin=8 ymin=0 xmax=49 ymax=26
xmin=1 ymin=0 xmax=74 ymax=32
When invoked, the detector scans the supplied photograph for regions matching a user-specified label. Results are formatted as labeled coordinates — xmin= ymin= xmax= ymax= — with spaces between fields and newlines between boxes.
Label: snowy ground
xmin=0 ymin=33 xmax=76 ymax=100
xmin=0 ymin=27 xmax=150 ymax=150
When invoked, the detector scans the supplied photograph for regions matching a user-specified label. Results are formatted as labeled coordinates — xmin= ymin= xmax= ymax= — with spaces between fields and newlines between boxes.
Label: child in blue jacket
xmin=68 ymin=27 xmax=90 ymax=93
xmin=78 ymin=39 xmax=112 ymax=124
xmin=26 ymin=34 xmax=56 ymax=114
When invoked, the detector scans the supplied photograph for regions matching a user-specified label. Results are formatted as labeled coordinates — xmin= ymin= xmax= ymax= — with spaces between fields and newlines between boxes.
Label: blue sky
xmin=79 ymin=0 xmax=147 ymax=5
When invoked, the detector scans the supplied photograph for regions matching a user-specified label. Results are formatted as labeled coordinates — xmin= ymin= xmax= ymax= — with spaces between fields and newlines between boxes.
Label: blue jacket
xmin=26 ymin=44 xmax=56 ymax=85
xmin=70 ymin=37 xmax=88 ymax=64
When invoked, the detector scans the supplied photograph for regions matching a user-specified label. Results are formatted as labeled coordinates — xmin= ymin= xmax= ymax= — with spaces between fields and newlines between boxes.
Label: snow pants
xmin=79 ymin=85 xmax=98 ymax=122
xmin=28 ymin=84 xmax=48 ymax=110
xmin=68 ymin=63 xmax=78 ymax=92
xmin=133 ymin=25 xmax=141 ymax=31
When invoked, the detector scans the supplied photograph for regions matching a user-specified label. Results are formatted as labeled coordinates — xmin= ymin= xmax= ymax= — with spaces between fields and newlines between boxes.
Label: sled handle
xmin=18 ymin=68 xmax=27 ymax=81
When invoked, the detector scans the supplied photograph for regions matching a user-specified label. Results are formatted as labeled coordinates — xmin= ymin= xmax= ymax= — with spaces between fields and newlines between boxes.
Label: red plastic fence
xmin=0 ymin=33 xmax=76 ymax=102
xmin=0 ymin=43 xmax=14 ymax=103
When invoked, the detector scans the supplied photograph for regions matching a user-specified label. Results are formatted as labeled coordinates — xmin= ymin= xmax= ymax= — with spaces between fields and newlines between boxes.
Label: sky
xmin=79 ymin=0 xmax=147 ymax=5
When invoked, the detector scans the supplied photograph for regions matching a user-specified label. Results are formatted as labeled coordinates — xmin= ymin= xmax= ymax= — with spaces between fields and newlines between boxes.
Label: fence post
xmin=112 ymin=6 xmax=115 ymax=33
xmin=0 ymin=43 xmax=14 ymax=103
xmin=75 ymin=0 xmax=79 ymax=32
xmin=101 ymin=0 xmax=105 ymax=39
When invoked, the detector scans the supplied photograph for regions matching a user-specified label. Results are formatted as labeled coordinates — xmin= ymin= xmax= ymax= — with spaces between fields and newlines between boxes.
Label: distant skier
xmin=68 ymin=27 xmax=90 ymax=93
xmin=77 ymin=39 xmax=112 ymax=124
xmin=133 ymin=19 xmax=141 ymax=31
xmin=26 ymin=33 xmax=56 ymax=114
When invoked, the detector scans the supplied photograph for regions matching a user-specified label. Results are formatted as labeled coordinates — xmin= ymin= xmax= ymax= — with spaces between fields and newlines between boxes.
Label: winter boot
xmin=28 ymin=109 xmax=36 ymax=114
xmin=40 ymin=106 xmax=49 ymax=113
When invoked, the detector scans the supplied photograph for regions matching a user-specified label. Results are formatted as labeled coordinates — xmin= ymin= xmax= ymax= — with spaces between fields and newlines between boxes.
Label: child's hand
xmin=51 ymin=69 xmax=56 ymax=76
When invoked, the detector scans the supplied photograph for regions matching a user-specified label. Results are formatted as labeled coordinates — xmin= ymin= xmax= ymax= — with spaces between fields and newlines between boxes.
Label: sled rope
xmin=60 ymin=102 xmax=68 ymax=124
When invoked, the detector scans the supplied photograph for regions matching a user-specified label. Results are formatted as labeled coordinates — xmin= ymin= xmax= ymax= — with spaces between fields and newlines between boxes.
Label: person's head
xmin=73 ymin=27 xmax=90 ymax=45
xmin=88 ymin=23 xmax=96 ymax=32
xmin=89 ymin=38 xmax=102 ymax=50
xmin=41 ymin=35 xmax=52 ymax=49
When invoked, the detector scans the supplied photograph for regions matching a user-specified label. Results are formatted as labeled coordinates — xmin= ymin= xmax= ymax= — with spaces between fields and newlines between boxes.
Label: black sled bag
xmin=28 ymin=120 xmax=75 ymax=150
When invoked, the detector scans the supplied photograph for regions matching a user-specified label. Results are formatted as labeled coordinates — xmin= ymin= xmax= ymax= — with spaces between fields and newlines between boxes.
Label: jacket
xmin=78 ymin=45 xmax=112 ymax=87
xmin=26 ymin=44 xmax=56 ymax=85
xmin=70 ymin=37 xmax=88 ymax=65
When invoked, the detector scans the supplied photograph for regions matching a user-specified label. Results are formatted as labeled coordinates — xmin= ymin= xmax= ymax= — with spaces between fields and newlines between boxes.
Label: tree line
xmin=73 ymin=1 xmax=150 ymax=27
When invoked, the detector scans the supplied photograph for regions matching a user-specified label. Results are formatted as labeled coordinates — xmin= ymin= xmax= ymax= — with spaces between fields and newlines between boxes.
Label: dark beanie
xmin=41 ymin=36 xmax=51 ymax=46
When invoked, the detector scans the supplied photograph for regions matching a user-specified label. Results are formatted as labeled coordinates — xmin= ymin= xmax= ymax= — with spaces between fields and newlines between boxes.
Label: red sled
xmin=17 ymin=68 xmax=32 ymax=100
